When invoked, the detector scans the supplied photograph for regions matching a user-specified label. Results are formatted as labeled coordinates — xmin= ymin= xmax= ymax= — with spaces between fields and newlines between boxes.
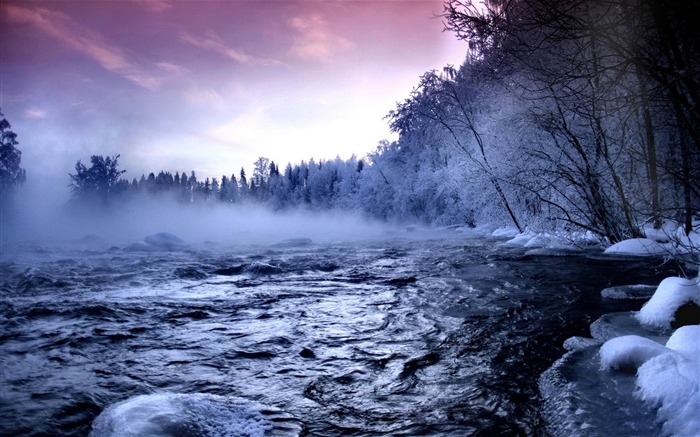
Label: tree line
xmin=5 ymin=0 xmax=700 ymax=243
xmin=67 ymin=152 xmax=469 ymax=224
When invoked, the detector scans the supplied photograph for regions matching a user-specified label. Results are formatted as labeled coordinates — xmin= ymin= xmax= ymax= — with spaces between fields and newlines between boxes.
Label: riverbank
xmin=498 ymin=226 xmax=700 ymax=436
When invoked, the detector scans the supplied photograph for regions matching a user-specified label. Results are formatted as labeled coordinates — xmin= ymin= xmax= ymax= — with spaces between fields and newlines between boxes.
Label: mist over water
xmin=0 ymin=218 xmax=675 ymax=436
xmin=1 ymin=194 xmax=392 ymax=248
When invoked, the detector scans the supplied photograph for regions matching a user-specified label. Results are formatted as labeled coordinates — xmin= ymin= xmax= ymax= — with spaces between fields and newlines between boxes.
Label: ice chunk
xmin=589 ymin=312 xmax=670 ymax=343
xmin=603 ymin=238 xmax=668 ymax=256
xmin=599 ymin=335 xmax=668 ymax=371
xmin=601 ymin=284 xmax=657 ymax=300
xmin=563 ymin=336 xmax=600 ymax=351
xmin=89 ymin=393 xmax=302 ymax=437
xmin=636 ymin=277 xmax=700 ymax=329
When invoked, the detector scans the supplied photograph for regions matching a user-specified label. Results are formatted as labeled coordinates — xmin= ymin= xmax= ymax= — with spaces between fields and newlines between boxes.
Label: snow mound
xmin=642 ymin=222 xmax=677 ymax=242
xmin=665 ymin=324 xmax=700 ymax=359
xmin=504 ymin=231 xmax=537 ymax=246
xmin=89 ymin=392 xmax=303 ymax=437
xmin=603 ymin=238 xmax=668 ymax=256
xmin=637 ymin=326 xmax=700 ymax=437
xmin=491 ymin=227 xmax=520 ymax=238
xmin=599 ymin=335 xmax=667 ymax=371
xmin=636 ymin=277 xmax=700 ymax=329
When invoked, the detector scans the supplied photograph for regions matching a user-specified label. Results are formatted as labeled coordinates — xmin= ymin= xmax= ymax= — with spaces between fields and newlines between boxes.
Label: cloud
xmin=180 ymin=30 xmax=284 ymax=67
xmin=287 ymin=14 xmax=353 ymax=63
xmin=132 ymin=0 xmax=172 ymax=13
xmin=3 ymin=4 xmax=161 ymax=89
xmin=183 ymin=86 xmax=226 ymax=109
xmin=25 ymin=109 xmax=47 ymax=119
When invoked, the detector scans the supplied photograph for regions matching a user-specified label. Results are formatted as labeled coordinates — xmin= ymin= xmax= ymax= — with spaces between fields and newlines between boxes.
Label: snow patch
xmin=504 ymin=231 xmax=537 ymax=246
xmin=636 ymin=277 xmax=700 ymax=329
xmin=603 ymin=238 xmax=668 ymax=256
xmin=491 ymin=226 xmax=520 ymax=238
xmin=599 ymin=335 xmax=668 ymax=371
xmin=665 ymin=324 xmax=700 ymax=359
xmin=504 ymin=230 xmax=600 ymax=250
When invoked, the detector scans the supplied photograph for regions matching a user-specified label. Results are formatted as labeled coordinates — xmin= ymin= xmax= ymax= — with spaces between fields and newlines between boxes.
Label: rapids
xmin=0 ymin=232 xmax=676 ymax=436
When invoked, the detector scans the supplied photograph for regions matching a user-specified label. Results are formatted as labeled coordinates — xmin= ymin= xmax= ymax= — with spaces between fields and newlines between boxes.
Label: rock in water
xmin=144 ymin=232 xmax=186 ymax=249
xmin=89 ymin=393 xmax=304 ymax=437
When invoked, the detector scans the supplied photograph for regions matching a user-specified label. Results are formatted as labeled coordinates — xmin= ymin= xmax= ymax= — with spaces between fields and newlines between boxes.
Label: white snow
xmin=503 ymin=230 xmax=601 ymax=250
xmin=491 ymin=226 xmax=520 ymax=238
xmin=665 ymin=324 xmax=700 ymax=359
xmin=603 ymin=238 xmax=668 ymax=256
xmin=641 ymin=221 xmax=677 ymax=242
xmin=636 ymin=276 xmax=700 ymax=329
xmin=505 ymin=230 xmax=537 ymax=245
xmin=636 ymin=326 xmax=700 ymax=436
xmin=599 ymin=335 xmax=668 ymax=371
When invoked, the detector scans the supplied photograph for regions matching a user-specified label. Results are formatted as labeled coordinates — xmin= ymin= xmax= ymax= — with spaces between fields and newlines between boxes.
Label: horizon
xmin=1 ymin=0 xmax=466 ymax=200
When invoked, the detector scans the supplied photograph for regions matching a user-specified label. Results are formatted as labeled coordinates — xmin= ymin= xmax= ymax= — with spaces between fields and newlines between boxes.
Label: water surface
xmin=0 ymin=233 xmax=674 ymax=436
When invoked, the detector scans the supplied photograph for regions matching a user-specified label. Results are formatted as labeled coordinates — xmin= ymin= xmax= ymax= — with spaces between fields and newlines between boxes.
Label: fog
xmin=0 ymin=192 xmax=394 ymax=250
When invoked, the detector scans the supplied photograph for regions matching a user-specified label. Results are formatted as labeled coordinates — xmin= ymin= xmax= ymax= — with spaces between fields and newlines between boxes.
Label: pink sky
xmin=1 ymin=0 xmax=465 ymax=192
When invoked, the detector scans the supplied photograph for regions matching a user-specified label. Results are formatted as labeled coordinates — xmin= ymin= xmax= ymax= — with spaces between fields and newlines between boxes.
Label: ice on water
xmin=540 ymin=227 xmax=700 ymax=437
xmin=89 ymin=393 xmax=303 ymax=437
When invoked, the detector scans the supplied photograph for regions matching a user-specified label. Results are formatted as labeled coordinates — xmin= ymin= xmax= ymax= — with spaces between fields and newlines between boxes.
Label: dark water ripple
xmin=0 ymin=236 xmax=676 ymax=436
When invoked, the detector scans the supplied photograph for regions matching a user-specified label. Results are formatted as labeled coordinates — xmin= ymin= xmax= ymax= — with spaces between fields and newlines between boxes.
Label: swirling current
xmin=0 ymin=231 xmax=675 ymax=436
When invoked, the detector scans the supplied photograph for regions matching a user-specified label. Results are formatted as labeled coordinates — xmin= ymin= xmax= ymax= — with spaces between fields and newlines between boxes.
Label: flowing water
xmin=0 ymin=232 xmax=676 ymax=436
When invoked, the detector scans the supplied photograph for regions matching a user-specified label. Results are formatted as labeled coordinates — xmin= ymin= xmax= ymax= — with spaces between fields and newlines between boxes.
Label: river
xmin=0 ymin=231 xmax=676 ymax=436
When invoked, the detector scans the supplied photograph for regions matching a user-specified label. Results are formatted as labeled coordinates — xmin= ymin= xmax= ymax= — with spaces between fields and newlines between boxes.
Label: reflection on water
xmin=0 ymin=233 xmax=675 ymax=436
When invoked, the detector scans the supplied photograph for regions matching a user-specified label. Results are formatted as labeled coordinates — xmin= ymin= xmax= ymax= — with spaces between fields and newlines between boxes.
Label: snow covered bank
xmin=540 ymin=242 xmax=699 ymax=437
xmin=604 ymin=221 xmax=700 ymax=262
xmin=496 ymin=229 xmax=602 ymax=250
xmin=600 ymin=326 xmax=700 ymax=437
xmin=595 ymin=276 xmax=700 ymax=437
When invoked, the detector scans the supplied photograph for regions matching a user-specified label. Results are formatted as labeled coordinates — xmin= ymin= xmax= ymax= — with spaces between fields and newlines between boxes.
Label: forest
xmin=3 ymin=0 xmax=699 ymax=245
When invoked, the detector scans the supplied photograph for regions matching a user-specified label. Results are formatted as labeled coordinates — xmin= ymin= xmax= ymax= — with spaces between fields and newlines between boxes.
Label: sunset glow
xmin=1 ymin=0 xmax=466 ymax=192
